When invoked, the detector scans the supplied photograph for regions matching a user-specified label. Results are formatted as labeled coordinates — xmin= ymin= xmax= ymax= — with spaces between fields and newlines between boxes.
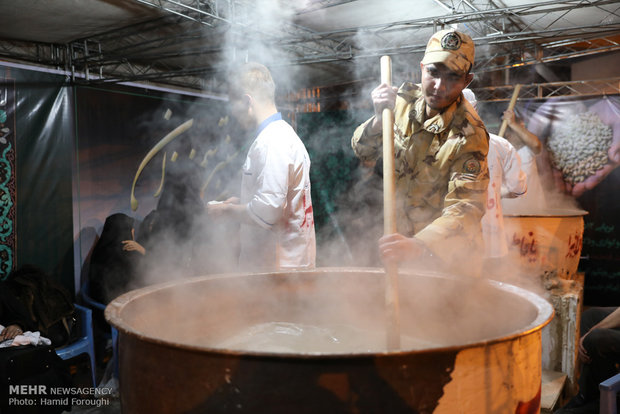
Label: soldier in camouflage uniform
xmin=351 ymin=29 xmax=490 ymax=275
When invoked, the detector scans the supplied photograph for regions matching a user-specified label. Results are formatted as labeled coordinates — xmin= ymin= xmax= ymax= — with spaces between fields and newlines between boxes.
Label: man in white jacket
xmin=208 ymin=62 xmax=316 ymax=271
xmin=463 ymin=89 xmax=527 ymax=261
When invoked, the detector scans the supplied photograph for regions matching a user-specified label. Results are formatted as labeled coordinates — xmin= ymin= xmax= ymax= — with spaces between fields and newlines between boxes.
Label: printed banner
xmin=0 ymin=79 xmax=16 ymax=279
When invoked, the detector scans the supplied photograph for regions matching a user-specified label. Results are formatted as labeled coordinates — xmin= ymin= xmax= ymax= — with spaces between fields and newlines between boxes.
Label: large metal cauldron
xmin=106 ymin=268 xmax=553 ymax=414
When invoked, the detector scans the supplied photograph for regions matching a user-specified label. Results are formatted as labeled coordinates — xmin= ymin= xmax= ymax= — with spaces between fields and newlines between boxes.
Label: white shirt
xmin=502 ymin=145 xmax=547 ymax=215
xmin=239 ymin=116 xmax=316 ymax=271
xmin=482 ymin=134 xmax=527 ymax=258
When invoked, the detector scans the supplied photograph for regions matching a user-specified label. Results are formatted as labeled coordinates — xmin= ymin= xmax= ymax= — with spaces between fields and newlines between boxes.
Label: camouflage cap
xmin=420 ymin=29 xmax=475 ymax=74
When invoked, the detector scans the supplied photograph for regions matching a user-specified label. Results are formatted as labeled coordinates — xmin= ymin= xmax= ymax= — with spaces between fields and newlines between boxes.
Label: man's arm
xmin=207 ymin=199 xmax=257 ymax=226
xmin=499 ymin=138 xmax=527 ymax=198
xmin=414 ymin=148 xmax=489 ymax=265
xmin=578 ymin=307 xmax=620 ymax=363
xmin=351 ymin=83 xmax=399 ymax=160
xmin=568 ymin=100 xmax=620 ymax=197
xmin=591 ymin=307 xmax=620 ymax=331
xmin=378 ymin=233 xmax=433 ymax=266
xmin=503 ymin=109 xmax=542 ymax=155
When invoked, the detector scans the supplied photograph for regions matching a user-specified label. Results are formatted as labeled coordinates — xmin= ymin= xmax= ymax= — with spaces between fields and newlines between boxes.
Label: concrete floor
xmin=60 ymin=354 xmax=121 ymax=414
xmin=60 ymin=376 xmax=121 ymax=413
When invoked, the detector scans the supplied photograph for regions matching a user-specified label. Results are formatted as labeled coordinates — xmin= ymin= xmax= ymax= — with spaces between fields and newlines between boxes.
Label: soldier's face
xmin=420 ymin=63 xmax=473 ymax=112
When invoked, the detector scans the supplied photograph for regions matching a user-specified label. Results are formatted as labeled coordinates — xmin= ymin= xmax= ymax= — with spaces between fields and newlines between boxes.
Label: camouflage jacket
xmin=351 ymin=82 xmax=489 ymax=266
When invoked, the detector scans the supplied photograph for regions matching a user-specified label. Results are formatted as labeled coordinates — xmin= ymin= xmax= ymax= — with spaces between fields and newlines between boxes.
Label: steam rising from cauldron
xmin=136 ymin=4 xmax=536 ymax=304
xmin=84 ymin=1 xmax=592 ymax=353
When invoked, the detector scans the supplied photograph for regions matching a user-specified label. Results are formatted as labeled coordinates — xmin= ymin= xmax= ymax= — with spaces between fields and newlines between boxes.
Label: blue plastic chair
xmin=599 ymin=372 xmax=620 ymax=414
xmin=80 ymin=280 xmax=119 ymax=378
xmin=55 ymin=303 xmax=97 ymax=387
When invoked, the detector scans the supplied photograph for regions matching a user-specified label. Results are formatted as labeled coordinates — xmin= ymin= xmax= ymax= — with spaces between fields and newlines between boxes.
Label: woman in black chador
xmin=89 ymin=213 xmax=142 ymax=304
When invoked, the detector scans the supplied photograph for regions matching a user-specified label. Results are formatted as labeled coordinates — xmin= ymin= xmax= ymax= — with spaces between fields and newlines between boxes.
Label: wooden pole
xmin=497 ymin=84 xmax=522 ymax=138
xmin=380 ymin=55 xmax=400 ymax=350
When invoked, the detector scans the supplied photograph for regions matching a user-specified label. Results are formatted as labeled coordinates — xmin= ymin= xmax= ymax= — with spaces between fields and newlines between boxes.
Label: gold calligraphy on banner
xmin=130 ymin=114 xmax=245 ymax=211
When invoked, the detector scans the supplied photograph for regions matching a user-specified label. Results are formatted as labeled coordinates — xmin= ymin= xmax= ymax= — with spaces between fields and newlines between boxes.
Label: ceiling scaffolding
xmin=0 ymin=0 xmax=619 ymax=97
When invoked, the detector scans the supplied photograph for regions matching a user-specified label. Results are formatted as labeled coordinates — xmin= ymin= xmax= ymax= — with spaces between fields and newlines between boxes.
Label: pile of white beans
xmin=547 ymin=111 xmax=612 ymax=184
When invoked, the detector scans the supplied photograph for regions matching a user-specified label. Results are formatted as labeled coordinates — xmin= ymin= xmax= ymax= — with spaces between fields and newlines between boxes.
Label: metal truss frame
xmin=471 ymin=76 xmax=620 ymax=101
xmin=0 ymin=0 xmax=619 ymax=94
xmin=285 ymin=76 xmax=620 ymax=114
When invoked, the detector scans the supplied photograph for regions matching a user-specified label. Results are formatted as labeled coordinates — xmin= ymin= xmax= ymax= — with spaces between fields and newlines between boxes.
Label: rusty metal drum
xmin=106 ymin=268 xmax=553 ymax=414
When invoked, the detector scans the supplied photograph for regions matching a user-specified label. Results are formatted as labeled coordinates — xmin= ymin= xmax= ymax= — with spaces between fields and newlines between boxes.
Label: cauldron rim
xmin=503 ymin=208 xmax=588 ymax=217
xmin=105 ymin=267 xmax=554 ymax=359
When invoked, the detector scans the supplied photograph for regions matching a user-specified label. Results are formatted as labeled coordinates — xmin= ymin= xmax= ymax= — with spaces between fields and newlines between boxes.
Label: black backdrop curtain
xmin=0 ymin=65 xmax=74 ymax=291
